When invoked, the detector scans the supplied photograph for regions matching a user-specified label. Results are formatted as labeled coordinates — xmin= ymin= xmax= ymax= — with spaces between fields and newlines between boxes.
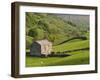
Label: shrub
xmin=26 ymin=36 xmax=33 ymax=49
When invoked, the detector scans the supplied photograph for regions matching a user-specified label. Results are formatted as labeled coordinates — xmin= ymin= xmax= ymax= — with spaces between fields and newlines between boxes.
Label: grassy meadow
xmin=26 ymin=38 xmax=89 ymax=67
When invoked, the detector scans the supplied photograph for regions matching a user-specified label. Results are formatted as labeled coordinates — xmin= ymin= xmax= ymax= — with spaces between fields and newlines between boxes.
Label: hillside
xmin=56 ymin=14 xmax=89 ymax=32
xmin=26 ymin=12 xmax=89 ymax=49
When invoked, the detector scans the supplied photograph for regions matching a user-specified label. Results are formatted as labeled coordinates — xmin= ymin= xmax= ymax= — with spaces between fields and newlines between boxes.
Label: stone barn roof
xmin=36 ymin=39 xmax=52 ymax=46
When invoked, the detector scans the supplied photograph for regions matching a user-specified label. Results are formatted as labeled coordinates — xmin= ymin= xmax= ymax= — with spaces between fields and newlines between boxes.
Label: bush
xmin=26 ymin=36 xmax=33 ymax=49
xmin=28 ymin=28 xmax=45 ymax=40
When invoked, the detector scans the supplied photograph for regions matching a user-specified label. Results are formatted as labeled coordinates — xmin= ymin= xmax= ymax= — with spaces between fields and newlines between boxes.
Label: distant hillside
xmin=26 ymin=12 xmax=89 ymax=49
xmin=56 ymin=14 xmax=89 ymax=32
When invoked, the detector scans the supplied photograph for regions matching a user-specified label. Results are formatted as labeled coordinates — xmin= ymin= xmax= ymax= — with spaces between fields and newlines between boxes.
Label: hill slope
xmin=26 ymin=12 xmax=88 ymax=49
xmin=56 ymin=14 xmax=89 ymax=32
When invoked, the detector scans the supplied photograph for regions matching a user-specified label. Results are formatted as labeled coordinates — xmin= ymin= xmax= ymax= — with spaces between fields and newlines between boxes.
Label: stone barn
xmin=30 ymin=39 xmax=52 ymax=57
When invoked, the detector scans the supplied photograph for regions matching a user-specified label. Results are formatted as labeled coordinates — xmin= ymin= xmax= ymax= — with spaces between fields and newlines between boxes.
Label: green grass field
xmin=26 ymin=39 xmax=89 ymax=67
xmin=26 ymin=50 xmax=89 ymax=67
xmin=53 ymin=40 xmax=89 ymax=52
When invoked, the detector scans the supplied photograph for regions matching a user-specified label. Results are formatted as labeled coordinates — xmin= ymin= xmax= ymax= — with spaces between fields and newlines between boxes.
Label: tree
xmin=26 ymin=36 xmax=33 ymax=49
xmin=28 ymin=28 xmax=45 ymax=40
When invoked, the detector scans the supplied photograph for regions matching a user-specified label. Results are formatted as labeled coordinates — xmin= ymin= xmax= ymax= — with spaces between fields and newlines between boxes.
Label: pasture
xmin=26 ymin=38 xmax=89 ymax=67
